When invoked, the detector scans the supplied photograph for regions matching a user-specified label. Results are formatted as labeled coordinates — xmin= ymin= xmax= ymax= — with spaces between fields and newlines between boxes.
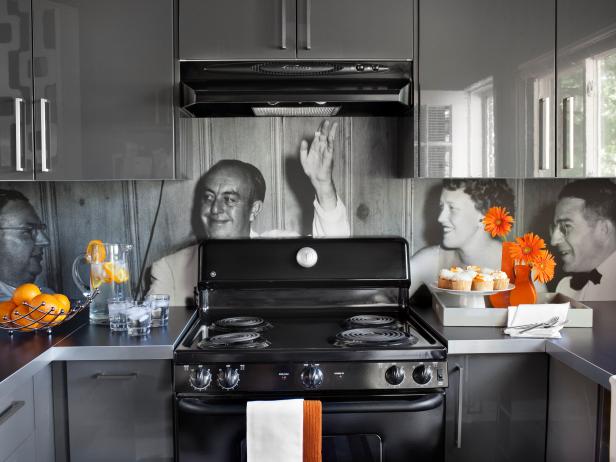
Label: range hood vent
xmin=180 ymin=61 xmax=412 ymax=117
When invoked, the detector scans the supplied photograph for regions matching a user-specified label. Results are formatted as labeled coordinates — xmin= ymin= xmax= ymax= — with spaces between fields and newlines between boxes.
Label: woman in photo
xmin=410 ymin=179 xmax=515 ymax=296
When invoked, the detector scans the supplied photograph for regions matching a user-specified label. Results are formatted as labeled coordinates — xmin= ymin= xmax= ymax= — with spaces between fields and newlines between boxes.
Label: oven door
xmin=176 ymin=392 xmax=444 ymax=462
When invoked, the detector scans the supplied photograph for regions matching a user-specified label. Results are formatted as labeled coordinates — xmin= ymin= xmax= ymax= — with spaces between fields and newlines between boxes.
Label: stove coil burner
xmin=198 ymin=331 xmax=270 ymax=349
xmin=334 ymin=328 xmax=418 ymax=347
xmin=346 ymin=315 xmax=399 ymax=328
xmin=212 ymin=316 xmax=272 ymax=332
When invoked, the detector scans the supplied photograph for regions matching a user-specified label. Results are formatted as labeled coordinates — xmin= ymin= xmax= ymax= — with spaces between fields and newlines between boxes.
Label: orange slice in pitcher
xmin=103 ymin=262 xmax=130 ymax=284
xmin=86 ymin=240 xmax=106 ymax=263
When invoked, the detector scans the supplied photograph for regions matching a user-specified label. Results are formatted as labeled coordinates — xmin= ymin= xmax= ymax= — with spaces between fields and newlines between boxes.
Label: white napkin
xmin=504 ymin=302 xmax=570 ymax=338
xmin=247 ymin=399 xmax=303 ymax=462
xmin=610 ymin=375 xmax=616 ymax=462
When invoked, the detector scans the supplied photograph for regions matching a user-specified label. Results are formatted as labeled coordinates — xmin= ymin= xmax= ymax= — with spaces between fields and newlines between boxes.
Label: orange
xmin=103 ymin=262 xmax=130 ymax=284
xmin=12 ymin=283 xmax=41 ymax=306
xmin=86 ymin=240 xmax=106 ymax=263
xmin=27 ymin=294 xmax=63 ymax=324
xmin=54 ymin=294 xmax=71 ymax=312
xmin=90 ymin=264 xmax=106 ymax=288
xmin=10 ymin=305 xmax=41 ymax=331
xmin=0 ymin=301 xmax=16 ymax=325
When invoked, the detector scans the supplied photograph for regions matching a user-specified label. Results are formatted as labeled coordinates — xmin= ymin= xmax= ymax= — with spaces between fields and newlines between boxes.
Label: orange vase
xmin=509 ymin=264 xmax=537 ymax=306
xmin=488 ymin=242 xmax=516 ymax=308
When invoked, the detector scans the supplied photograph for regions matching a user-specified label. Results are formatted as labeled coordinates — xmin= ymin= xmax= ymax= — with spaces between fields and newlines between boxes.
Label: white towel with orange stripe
xmin=247 ymin=399 xmax=322 ymax=462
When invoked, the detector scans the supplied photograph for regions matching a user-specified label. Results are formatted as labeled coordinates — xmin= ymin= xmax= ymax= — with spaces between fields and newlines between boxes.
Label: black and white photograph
xmin=2 ymin=0 xmax=616 ymax=461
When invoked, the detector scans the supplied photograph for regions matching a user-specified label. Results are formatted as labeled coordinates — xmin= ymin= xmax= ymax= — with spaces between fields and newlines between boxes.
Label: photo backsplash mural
xmin=1 ymin=117 xmax=615 ymax=303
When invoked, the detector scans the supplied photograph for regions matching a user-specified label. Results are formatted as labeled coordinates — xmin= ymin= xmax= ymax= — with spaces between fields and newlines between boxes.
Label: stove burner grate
xmin=346 ymin=315 xmax=397 ymax=327
xmin=212 ymin=316 xmax=272 ymax=332
xmin=198 ymin=331 xmax=270 ymax=349
xmin=334 ymin=328 xmax=418 ymax=347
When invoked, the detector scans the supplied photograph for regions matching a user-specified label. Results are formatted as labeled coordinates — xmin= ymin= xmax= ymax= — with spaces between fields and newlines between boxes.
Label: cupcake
xmin=466 ymin=265 xmax=481 ymax=273
xmin=450 ymin=271 xmax=474 ymax=291
xmin=438 ymin=269 xmax=455 ymax=289
xmin=472 ymin=273 xmax=494 ymax=291
xmin=492 ymin=271 xmax=510 ymax=290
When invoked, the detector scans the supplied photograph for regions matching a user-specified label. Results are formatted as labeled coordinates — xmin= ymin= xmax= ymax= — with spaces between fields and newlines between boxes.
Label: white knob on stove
xmin=296 ymin=247 xmax=318 ymax=268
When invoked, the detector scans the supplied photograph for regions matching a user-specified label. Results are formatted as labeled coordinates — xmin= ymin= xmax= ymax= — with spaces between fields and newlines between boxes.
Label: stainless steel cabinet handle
xmin=40 ymin=98 xmax=50 ymax=172
xmin=562 ymin=97 xmax=574 ymax=170
xmin=14 ymin=98 xmax=25 ymax=172
xmin=306 ymin=0 xmax=311 ymax=50
xmin=539 ymin=97 xmax=550 ymax=171
xmin=0 ymin=401 xmax=25 ymax=427
xmin=454 ymin=364 xmax=464 ymax=449
xmin=281 ymin=0 xmax=287 ymax=49
xmin=93 ymin=372 xmax=138 ymax=380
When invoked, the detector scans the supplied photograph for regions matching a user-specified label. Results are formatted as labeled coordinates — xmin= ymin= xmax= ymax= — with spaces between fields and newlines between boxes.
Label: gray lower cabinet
xmin=0 ymin=376 xmax=35 ymax=462
xmin=445 ymin=354 xmax=548 ymax=462
xmin=65 ymin=360 xmax=173 ymax=462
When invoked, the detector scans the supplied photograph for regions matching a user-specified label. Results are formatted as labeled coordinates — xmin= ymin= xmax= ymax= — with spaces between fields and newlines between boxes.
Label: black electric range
xmin=174 ymin=237 xmax=447 ymax=462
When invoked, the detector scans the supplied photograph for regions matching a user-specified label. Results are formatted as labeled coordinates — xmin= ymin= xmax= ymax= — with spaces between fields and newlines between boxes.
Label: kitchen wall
xmin=0 ymin=117 xmax=606 ymax=300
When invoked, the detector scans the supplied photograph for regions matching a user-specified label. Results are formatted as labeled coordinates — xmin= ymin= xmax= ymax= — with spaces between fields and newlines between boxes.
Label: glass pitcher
xmin=72 ymin=243 xmax=133 ymax=324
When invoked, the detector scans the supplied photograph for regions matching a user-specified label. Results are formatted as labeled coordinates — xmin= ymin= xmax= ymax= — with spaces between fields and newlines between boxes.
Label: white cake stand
xmin=429 ymin=282 xmax=515 ymax=308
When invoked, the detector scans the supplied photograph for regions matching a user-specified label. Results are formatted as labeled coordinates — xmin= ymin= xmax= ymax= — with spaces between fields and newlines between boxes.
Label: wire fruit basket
xmin=0 ymin=289 xmax=99 ymax=335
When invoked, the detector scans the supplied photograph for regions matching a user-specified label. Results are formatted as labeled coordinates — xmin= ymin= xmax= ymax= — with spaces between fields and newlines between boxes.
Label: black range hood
xmin=180 ymin=61 xmax=412 ymax=117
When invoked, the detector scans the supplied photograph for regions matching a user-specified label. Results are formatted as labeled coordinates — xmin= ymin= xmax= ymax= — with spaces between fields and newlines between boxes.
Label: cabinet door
xmin=32 ymin=0 xmax=175 ymax=180
xmin=179 ymin=0 xmax=297 ymax=60
xmin=556 ymin=0 xmax=616 ymax=177
xmin=0 ymin=0 xmax=34 ymax=180
xmin=418 ymin=0 xmax=555 ymax=178
xmin=297 ymin=0 xmax=412 ymax=60
xmin=66 ymin=360 xmax=173 ymax=462
xmin=445 ymin=354 xmax=547 ymax=462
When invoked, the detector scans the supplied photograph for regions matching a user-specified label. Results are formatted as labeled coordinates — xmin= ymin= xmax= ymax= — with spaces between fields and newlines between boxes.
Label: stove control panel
xmin=176 ymin=361 xmax=448 ymax=394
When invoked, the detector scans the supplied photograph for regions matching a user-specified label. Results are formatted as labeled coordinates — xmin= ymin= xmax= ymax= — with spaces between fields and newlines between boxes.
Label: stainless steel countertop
xmin=413 ymin=301 xmax=616 ymax=390
xmin=0 ymin=307 xmax=196 ymax=396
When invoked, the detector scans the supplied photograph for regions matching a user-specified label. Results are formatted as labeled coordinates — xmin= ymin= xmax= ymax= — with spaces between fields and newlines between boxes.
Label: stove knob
xmin=385 ymin=365 xmax=405 ymax=385
xmin=217 ymin=367 xmax=240 ymax=390
xmin=189 ymin=366 xmax=211 ymax=390
xmin=301 ymin=365 xmax=324 ymax=389
xmin=412 ymin=364 xmax=433 ymax=385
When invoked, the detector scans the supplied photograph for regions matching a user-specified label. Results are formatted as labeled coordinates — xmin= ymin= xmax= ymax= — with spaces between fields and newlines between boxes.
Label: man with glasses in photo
xmin=550 ymin=179 xmax=616 ymax=300
xmin=0 ymin=190 xmax=50 ymax=301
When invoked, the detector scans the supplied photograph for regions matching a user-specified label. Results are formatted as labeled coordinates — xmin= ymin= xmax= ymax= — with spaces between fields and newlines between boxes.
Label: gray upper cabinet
xmin=180 ymin=0 xmax=412 ymax=61
xmin=0 ymin=0 xmax=34 ymax=180
xmin=31 ymin=0 xmax=175 ymax=180
xmin=418 ymin=0 xmax=555 ymax=177
xmin=556 ymin=0 xmax=616 ymax=178
xmin=180 ymin=0 xmax=297 ymax=60
xmin=296 ymin=0 xmax=413 ymax=60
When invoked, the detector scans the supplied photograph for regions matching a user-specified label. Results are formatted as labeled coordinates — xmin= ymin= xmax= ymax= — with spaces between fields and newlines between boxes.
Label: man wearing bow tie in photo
xmin=551 ymin=179 xmax=616 ymax=301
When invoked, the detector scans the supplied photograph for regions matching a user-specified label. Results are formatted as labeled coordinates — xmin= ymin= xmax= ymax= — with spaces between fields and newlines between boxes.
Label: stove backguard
xmin=197 ymin=237 xmax=411 ymax=320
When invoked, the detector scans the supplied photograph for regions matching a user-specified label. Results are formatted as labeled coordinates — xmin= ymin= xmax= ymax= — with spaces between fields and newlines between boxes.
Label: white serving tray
xmin=430 ymin=288 xmax=593 ymax=327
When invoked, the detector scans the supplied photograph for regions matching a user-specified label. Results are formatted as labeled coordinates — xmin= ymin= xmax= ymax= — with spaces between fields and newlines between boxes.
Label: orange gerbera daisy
xmin=509 ymin=232 xmax=546 ymax=264
xmin=533 ymin=249 xmax=556 ymax=284
xmin=483 ymin=207 xmax=514 ymax=238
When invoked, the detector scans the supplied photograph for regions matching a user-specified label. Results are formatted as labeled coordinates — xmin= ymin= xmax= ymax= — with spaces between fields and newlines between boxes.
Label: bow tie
xmin=570 ymin=269 xmax=602 ymax=291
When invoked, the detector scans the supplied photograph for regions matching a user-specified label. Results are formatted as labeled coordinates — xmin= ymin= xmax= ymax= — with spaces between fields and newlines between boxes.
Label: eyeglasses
xmin=0 ymin=223 xmax=47 ymax=241
xmin=549 ymin=222 xmax=572 ymax=238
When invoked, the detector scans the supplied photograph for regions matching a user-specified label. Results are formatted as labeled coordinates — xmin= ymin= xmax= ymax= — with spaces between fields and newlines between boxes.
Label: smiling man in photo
xmin=148 ymin=120 xmax=350 ymax=305
xmin=550 ymin=179 xmax=616 ymax=301
xmin=0 ymin=190 xmax=51 ymax=301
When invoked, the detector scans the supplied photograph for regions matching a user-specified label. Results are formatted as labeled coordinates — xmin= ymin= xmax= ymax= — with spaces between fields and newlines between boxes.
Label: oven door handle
xmin=178 ymin=393 xmax=444 ymax=415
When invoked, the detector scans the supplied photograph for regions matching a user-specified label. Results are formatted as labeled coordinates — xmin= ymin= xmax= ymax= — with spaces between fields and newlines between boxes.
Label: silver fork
xmin=517 ymin=316 xmax=560 ymax=334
